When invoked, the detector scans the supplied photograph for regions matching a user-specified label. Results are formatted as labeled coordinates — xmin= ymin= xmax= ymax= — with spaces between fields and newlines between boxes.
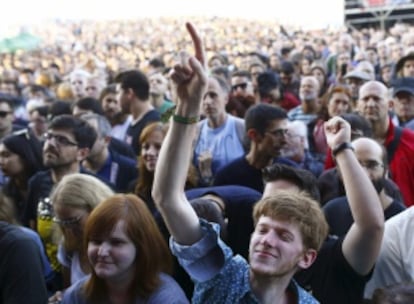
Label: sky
xmin=2 ymin=0 xmax=344 ymax=33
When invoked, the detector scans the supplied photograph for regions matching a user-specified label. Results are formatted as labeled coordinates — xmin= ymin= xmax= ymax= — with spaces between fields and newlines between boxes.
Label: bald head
xmin=352 ymin=137 xmax=387 ymax=178
xmin=357 ymin=80 xmax=390 ymax=125
xmin=352 ymin=137 xmax=384 ymax=158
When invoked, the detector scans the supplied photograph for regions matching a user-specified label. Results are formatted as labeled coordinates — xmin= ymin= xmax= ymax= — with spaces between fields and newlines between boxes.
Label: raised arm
xmin=324 ymin=117 xmax=384 ymax=275
xmin=152 ymin=23 xmax=208 ymax=245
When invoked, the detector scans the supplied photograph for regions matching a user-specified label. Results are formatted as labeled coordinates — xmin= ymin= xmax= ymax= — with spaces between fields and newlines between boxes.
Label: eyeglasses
xmin=43 ymin=132 xmax=78 ymax=147
xmin=0 ymin=111 xmax=11 ymax=118
xmin=359 ymin=160 xmax=383 ymax=170
xmin=266 ymin=128 xmax=289 ymax=138
xmin=53 ymin=214 xmax=84 ymax=227
xmin=232 ymin=83 xmax=248 ymax=91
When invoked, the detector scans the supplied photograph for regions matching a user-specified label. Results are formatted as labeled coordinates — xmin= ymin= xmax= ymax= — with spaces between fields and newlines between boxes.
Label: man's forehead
xmin=49 ymin=128 xmax=75 ymax=138
xmin=268 ymin=119 xmax=288 ymax=129
xmin=263 ymin=179 xmax=300 ymax=197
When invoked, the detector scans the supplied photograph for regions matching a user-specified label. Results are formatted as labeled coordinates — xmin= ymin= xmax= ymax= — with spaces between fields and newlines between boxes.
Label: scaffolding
xmin=345 ymin=0 xmax=414 ymax=30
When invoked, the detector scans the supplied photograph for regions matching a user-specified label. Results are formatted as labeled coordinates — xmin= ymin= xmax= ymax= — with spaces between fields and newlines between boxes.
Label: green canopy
xmin=0 ymin=32 xmax=41 ymax=53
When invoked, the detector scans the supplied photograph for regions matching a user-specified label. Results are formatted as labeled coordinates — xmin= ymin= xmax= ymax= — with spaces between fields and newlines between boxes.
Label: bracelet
xmin=173 ymin=113 xmax=199 ymax=124
xmin=332 ymin=142 xmax=354 ymax=157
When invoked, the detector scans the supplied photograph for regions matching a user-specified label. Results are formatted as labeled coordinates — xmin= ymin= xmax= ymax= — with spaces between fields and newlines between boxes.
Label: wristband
xmin=332 ymin=142 xmax=354 ymax=157
xmin=160 ymin=105 xmax=199 ymax=124
xmin=173 ymin=113 xmax=199 ymax=124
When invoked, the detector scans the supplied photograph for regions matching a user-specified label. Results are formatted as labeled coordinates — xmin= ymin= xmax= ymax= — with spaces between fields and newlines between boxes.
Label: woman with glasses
xmin=48 ymin=173 xmax=114 ymax=303
xmin=0 ymin=128 xmax=44 ymax=223
xmin=61 ymin=194 xmax=188 ymax=304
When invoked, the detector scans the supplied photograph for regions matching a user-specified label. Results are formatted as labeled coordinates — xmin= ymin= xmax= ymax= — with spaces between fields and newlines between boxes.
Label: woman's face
xmin=301 ymin=58 xmax=312 ymax=75
xmin=328 ymin=92 xmax=351 ymax=117
xmin=140 ymin=130 xmax=164 ymax=172
xmin=0 ymin=144 xmax=25 ymax=177
xmin=54 ymin=203 xmax=89 ymax=252
xmin=311 ymin=68 xmax=325 ymax=89
xmin=88 ymin=220 xmax=136 ymax=284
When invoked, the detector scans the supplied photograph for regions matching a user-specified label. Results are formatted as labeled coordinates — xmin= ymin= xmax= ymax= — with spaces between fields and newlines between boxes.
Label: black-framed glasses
xmin=52 ymin=214 xmax=84 ymax=227
xmin=0 ymin=111 xmax=11 ymax=118
xmin=232 ymin=83 xmax=248 ymax=91
xmin=266 ymin=128 xmax=289 ymax=138
xmin=43 ymin=132 xmax=78 ymax=147
xmin=359 ymin=160 xmax=383 ymax=170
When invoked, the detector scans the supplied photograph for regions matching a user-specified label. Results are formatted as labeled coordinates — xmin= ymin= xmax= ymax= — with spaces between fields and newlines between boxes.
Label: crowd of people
xmin=1 ymin=16 xmax=414 ymax=304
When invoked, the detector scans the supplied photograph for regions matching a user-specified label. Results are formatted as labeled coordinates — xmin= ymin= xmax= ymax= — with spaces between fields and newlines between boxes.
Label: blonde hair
xmin=51 ymin=173 xmax=114 ymax=211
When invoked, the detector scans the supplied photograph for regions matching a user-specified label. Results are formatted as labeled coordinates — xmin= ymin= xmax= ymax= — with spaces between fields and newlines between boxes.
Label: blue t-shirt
xmin=62 ymin=273 xmax=189 ymax=304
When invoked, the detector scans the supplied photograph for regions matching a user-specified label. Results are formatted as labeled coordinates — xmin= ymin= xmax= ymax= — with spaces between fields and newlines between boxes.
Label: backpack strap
xmin=387 ymin=126 xmax=403 ymax=163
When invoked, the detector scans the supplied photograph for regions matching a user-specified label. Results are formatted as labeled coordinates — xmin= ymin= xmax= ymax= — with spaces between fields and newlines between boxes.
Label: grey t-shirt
xmin=62 ymin=273 xmax=189 ymax=304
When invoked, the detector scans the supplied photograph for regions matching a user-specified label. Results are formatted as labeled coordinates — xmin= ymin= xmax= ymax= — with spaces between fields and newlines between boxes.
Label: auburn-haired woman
xmin=61 ymin=194 xmax=188 ymax=303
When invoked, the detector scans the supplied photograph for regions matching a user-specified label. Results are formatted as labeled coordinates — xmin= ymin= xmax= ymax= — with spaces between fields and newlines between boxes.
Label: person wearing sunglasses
xmin=47 ymin=173 xmax=114 ymax=303
xmin=23 ymin=114 xmax=98 ymax=294
xmin=227 ymin=70 xmax=255 ymax=119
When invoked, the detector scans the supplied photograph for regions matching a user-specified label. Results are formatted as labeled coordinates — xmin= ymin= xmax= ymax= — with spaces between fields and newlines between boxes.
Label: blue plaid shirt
xmin=171 ymin=220 xmax=319 ymax=304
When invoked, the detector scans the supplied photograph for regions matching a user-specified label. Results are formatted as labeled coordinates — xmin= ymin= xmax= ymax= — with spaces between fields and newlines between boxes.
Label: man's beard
xmin=372 ymin=177 xmax=385 ymax=194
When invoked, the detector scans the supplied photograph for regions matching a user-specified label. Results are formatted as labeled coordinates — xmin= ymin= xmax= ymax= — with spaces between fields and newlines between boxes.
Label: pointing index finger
xmin=186 ymin=22 xmax=206 ymax=68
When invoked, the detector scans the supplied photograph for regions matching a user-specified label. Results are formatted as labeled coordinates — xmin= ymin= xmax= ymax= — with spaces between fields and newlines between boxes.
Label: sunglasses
xmin=43 ymin=132 xmax=78 ymax=147
xmin=232 ymin=83 xmax=248 ymax=91
xmin=0 ymin=111 xmax=11 ymax=118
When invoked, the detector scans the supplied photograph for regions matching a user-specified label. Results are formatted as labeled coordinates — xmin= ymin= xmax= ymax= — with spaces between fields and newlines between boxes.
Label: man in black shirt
xmin=114 ymin=70 xmax=160 ymax=155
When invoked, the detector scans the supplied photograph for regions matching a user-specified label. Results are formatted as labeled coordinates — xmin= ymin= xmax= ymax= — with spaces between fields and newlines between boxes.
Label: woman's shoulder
xmin=62 ymin=276 xmax=89 ymax=304
xmin=145 ymin=273 xmax=189 ymax=304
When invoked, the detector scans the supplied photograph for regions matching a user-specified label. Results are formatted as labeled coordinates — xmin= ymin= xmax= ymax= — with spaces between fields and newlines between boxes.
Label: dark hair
xmin=263 ymin=164 xmax=321 ymax=202
xmin=371 ymin=282 xmax=414 ymax=304
xmin=341 ymin=112 xmax=373 ymax=139
xmin=148 ymin=57 xmax=165 ymax=69
xmin=84 ymin=194 xmax=172 ymax=302
xmin=48 ymin=101 xmax=72 ymax=120
xmin=210 ymin=66 xmax=231 ymax=83
xmin=30 ymin=105 xmax=48 ymax=116
xmin=73 ymin=97 xmax=104 ymax=115
xmin=231 ymin=70 xmax=252 ymax=80
xmin=245 ymin=103 xmax=287 ymax=135
xmin=98 ymin=84 xmax=116 ymax=102
xmin=48 ymin=114 xmax=97 ymax=149
xmin=2 ymin=129 xmax=44 ymax=179
xmin=189 ymin=197 xmax=227 ymax=241
xmin=209 ymin=74 xmax=231 ymax=95
xmin=114 ymin=70 xmax=149 ymax=101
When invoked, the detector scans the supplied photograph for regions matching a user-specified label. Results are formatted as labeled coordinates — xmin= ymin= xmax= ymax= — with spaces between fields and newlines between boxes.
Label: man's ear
xmin=247 ymin=128 xmax=262 ymax=142
xmin=298 ymin=248 xmax=317 ymax=270
xmin=388 ymin=98 xmax=394 ymax=110
xmin=127 ymin=88 xmax=135 ymax=99
xmin=76 ymin=147 xmax=90 ymax=162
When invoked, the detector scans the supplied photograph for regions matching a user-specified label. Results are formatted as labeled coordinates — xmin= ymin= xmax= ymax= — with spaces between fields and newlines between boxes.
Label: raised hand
xmin=170 ymin=22 xmax=208 ymax=115
xmin=324 ymin=116 xmax=351 ymax=149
